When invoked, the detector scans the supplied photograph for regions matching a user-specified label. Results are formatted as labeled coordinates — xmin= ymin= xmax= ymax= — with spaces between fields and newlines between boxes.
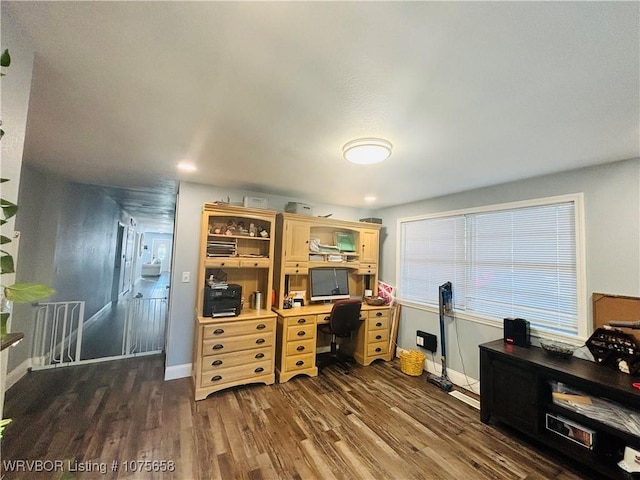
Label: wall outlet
xmin=417 ymin=330 xmax=437 ymax=352
xmin=182 ymin=272 xmax=190 ymax=283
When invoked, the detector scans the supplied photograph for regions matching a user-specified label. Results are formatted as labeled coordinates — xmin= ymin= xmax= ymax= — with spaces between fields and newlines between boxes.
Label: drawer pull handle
xmin=254 ymin=367 xmax=264 ymax=373
xmin=213 ymin=328 xmax=224 ymax=335
xmin=376 ymin=335 xmax=382 ymax=340
xmin=376 ymin=312 xmax=383 ymax=317
xmin=256 ymin=324 xmax=266 ymax=330
xmin=255 ymin=353 xmax=265 ymax=359
xmin=375 ymin=347 xmax=382 ymax=352
xmin=324 ymin=316 xmax=330 ymax=321
xmin=296 ymin=345 xmax=305 ymax=351
xmin=376 ymin=322 xmax=382 ymax=327
xmin=297 ymin=331 xmax=306 ymax=336
xmin=211 ymin=375 xmax=222 ymax=382
xmin=212 ymin=344 xmax=224 ymax=350
xmin=212 ymin=360 xmax=223 ymax=366
xmin=256 ymin=338 xmax=266 ymax=344
xmin=296 ymin=360 xmax=304 ymax=366
xmin=253 ymin=263 xmax=258 ymax=267
xmin=297 ymin=318 xmax=306 ymax=324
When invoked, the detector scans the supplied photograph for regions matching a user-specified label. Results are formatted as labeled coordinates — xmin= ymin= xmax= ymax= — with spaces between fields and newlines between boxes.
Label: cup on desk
xmin=364 ymin=289 xmax=373 ymax=298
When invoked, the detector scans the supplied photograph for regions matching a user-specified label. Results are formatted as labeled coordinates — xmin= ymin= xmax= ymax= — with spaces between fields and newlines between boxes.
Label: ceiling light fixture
xmin=177 ymin=161 xmax=197 ymax=172
xmin=343 ymin=138 xmax=392 ymax=165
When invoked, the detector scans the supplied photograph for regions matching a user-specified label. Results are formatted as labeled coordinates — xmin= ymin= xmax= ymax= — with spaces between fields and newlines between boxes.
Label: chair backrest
xmin=328 ymin=299 xmax=363 ymax=337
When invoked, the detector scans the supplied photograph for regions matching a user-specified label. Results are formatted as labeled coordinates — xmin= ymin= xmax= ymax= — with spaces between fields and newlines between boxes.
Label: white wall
xmin=0 ymin=8 xmax=35 ymax=421
xmin=373 ymin=158 xmax=640 ymax=388
xmin=165 ymin=181 xmax=372 ymax=374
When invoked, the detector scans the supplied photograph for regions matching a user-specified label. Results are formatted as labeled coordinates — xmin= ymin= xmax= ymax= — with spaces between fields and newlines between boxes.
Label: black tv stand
xmin=480 ymin=339 xmax=640 ymax=480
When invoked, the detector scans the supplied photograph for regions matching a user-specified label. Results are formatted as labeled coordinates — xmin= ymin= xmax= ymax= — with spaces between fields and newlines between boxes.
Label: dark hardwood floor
xmin=1 ymin=355 xmax=596 ymax=479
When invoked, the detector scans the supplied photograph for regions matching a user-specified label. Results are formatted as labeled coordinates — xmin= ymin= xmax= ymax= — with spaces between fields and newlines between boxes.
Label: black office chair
xmin=317 ymin=298 xmax=362 ymax=374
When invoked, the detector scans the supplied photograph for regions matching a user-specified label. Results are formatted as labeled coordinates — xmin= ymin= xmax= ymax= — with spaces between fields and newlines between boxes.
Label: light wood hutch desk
xmin=271 ymin=212 xmax=391 ymax=383
xmin=273 ymin=302 xmax=392 ymax=383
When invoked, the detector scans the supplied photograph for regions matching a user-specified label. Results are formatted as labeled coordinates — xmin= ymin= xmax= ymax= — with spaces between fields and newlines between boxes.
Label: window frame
xmin=396 ymin=193 xmax=588 ymax=342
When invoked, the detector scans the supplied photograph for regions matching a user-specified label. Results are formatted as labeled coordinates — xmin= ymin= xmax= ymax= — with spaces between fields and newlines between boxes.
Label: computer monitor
xmin=309 ymin=267 xmax=350 ymax=302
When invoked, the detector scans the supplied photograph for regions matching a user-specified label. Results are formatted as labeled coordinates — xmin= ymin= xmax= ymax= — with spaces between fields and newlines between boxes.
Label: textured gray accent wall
xmin=10 ymin=166 xmax=136 ymax=372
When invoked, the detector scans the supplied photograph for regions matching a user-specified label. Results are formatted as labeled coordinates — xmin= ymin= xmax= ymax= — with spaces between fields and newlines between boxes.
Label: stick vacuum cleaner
xmin=427 ymin=282 xmax=453 ymax=392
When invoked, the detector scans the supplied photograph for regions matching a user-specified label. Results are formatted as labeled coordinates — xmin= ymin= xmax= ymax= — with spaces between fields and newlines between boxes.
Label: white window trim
xmin=396 ymin=193 xmax=588 ymax=343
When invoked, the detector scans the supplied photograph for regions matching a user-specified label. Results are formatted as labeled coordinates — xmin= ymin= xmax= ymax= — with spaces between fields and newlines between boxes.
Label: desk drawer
xmin=367 ymin=341 xmax=388 ymax=356
xmin=239 ymin=258 xmax=270 ymax=268
xmin=286 ymin=315 xmax=315 ymax=327
xmin=286 ymin=323 xmax=315 ymax=341
xmin=316 ymin=313 xmax=332 ymax=324
xmin=285 ymin=353 xmax=315 ymax=372
xmin=367 ymin=315 xmax=389 ymax=331
xmin=200 ymin=360 xmax=272 ymax=388
xmin=201 ymin=348 xmax=272 ymax=373
xmin=368 ymin=329 xmax=389 ymax=343
xmin=205 ymin=258 xmax=240 ymax=268
xmin=203 ymin=332 xmax=274 ymax=355
xmin=284 ymin=262 xmax=308 ymax=275
xmin=285 ymin=338 xmax=315 ymax=356
xmin=203 ymin=319 xmax=274 ymax=339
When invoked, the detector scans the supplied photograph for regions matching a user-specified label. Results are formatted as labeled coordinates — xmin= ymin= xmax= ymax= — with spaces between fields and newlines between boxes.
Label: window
xmin=398 ymin=194 xmax=586 ymax=340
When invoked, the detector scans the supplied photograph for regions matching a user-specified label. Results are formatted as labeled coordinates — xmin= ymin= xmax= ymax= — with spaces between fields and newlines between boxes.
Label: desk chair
xmin=317 ymin=299 xmax=362 ymax=374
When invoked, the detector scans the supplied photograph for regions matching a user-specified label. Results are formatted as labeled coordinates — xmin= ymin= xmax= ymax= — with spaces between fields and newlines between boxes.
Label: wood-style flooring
xmin=1 ymin=355 xmax=596 ymax=479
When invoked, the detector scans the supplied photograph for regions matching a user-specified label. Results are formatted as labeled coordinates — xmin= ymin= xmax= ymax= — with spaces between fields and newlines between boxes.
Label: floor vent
xmin=449 ymin=390 xmax=480 ymax=410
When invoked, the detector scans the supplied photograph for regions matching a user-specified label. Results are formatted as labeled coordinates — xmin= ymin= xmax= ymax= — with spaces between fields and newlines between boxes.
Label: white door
xmin=151 ymin=238 xmax=173 ymax=273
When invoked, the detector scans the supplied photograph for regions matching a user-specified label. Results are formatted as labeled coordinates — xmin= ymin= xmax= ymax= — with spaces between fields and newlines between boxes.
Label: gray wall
xmin=373 ymin=158 xmax=640 ymax=382
xmin=165 ymin=181 xmax=372 ymax=369
xmin=10 ymin=165 xmax=137 ymax=371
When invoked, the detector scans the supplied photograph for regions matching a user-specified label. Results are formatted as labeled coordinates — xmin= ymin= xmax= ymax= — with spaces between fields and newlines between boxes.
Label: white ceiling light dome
xmin=343 ymin=138 xmax=392 ymax=165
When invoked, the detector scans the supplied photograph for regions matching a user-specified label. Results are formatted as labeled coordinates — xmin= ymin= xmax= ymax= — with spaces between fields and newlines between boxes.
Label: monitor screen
xmin=309 ymin=268 xmax=350 ymax=302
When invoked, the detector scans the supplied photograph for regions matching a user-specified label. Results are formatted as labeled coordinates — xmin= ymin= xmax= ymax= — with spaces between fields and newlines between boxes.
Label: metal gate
xmin=122 ymin=296 xmax=167 ymax=356
xmin=32 ymin=296 xmax=166 ymax=369
xmin=32 ymin=301 xmax=85 ymax=369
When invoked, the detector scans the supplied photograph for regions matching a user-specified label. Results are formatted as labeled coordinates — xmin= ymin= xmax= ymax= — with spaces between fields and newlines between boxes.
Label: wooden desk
xmin=273 ymin=303 xmax=392 ymax=383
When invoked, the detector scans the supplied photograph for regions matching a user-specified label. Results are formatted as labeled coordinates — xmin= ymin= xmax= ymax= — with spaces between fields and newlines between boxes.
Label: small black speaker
xmin=504 ymin=317 xmax=530 ymax=347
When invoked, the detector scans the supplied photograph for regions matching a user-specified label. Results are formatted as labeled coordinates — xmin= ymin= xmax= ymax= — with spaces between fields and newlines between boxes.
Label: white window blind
xmin=398 ymin=196 xmax=582 ymax=338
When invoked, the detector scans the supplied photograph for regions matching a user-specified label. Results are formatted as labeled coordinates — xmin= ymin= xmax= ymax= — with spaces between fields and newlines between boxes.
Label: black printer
xmin=203 ymin=283 xmax=242 ymax=317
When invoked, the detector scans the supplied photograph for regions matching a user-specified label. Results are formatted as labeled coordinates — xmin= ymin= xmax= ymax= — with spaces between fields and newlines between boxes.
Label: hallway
xmin=79 ymin=273 xmax=170 ymax=360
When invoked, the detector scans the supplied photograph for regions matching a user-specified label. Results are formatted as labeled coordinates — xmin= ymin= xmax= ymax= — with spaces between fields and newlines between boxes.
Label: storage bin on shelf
xmin=399 ymin=349 xmax=425 ymax=376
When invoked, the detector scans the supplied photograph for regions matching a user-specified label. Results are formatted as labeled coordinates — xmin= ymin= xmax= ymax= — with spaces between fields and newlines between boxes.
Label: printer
xmin=203 ymin=283 xmax=242 ymax=317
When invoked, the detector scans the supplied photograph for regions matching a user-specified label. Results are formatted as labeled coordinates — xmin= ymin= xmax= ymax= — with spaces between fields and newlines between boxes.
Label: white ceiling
xmin=5 ymin=1 xmax=639 ymax=229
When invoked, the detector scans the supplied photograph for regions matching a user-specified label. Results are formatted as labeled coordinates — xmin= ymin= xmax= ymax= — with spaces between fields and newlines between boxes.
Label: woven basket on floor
xmin=399 ymin=349 xmax=425 ymax=376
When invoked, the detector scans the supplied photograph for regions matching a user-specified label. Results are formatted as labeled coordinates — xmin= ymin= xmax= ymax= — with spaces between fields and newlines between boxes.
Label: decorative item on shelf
xmin=540 ymin=340 xmax=577 ymax=359
xmin=364 ymin=296 xmax=386 ymax=306
xmin=399 ymin=349 xmax=425 ymax=376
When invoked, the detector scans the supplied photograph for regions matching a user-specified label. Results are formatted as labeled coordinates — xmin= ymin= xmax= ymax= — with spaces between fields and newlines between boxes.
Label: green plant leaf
xmin=1 ymin=254 xmax=15 ymax=274
xmin=0 ymin=235 xmax=10 ymax=245
xmin=1 ymin=199 xmax=17 ymax=221
xmin=0 ymin=49 xmax=11 ymax=67
xmin=4 ymin=283 xmax=55 ymax=303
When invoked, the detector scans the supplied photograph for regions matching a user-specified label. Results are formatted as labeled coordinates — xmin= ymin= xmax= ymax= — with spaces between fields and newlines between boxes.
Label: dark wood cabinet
xmin=480 ymin=339 xmax=640 ymax=480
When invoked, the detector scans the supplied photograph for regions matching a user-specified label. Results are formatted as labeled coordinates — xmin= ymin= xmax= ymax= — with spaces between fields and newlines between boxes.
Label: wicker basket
xmin=399 ymin=350 xmax=425 ymax=376
xmin=364 ymin=296 xmax=387 ymax=306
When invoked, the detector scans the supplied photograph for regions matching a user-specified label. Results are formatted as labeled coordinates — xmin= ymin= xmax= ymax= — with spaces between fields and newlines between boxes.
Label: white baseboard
xmin=83 ymin=302 xmax=113 ymax=330
xmin=5 ymin=358 xmax=31 ymax=391
xmin=396 ymin=347 xmax=480 ymax=396
xmin=164 ymin=363 xmax=191 ymax=381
